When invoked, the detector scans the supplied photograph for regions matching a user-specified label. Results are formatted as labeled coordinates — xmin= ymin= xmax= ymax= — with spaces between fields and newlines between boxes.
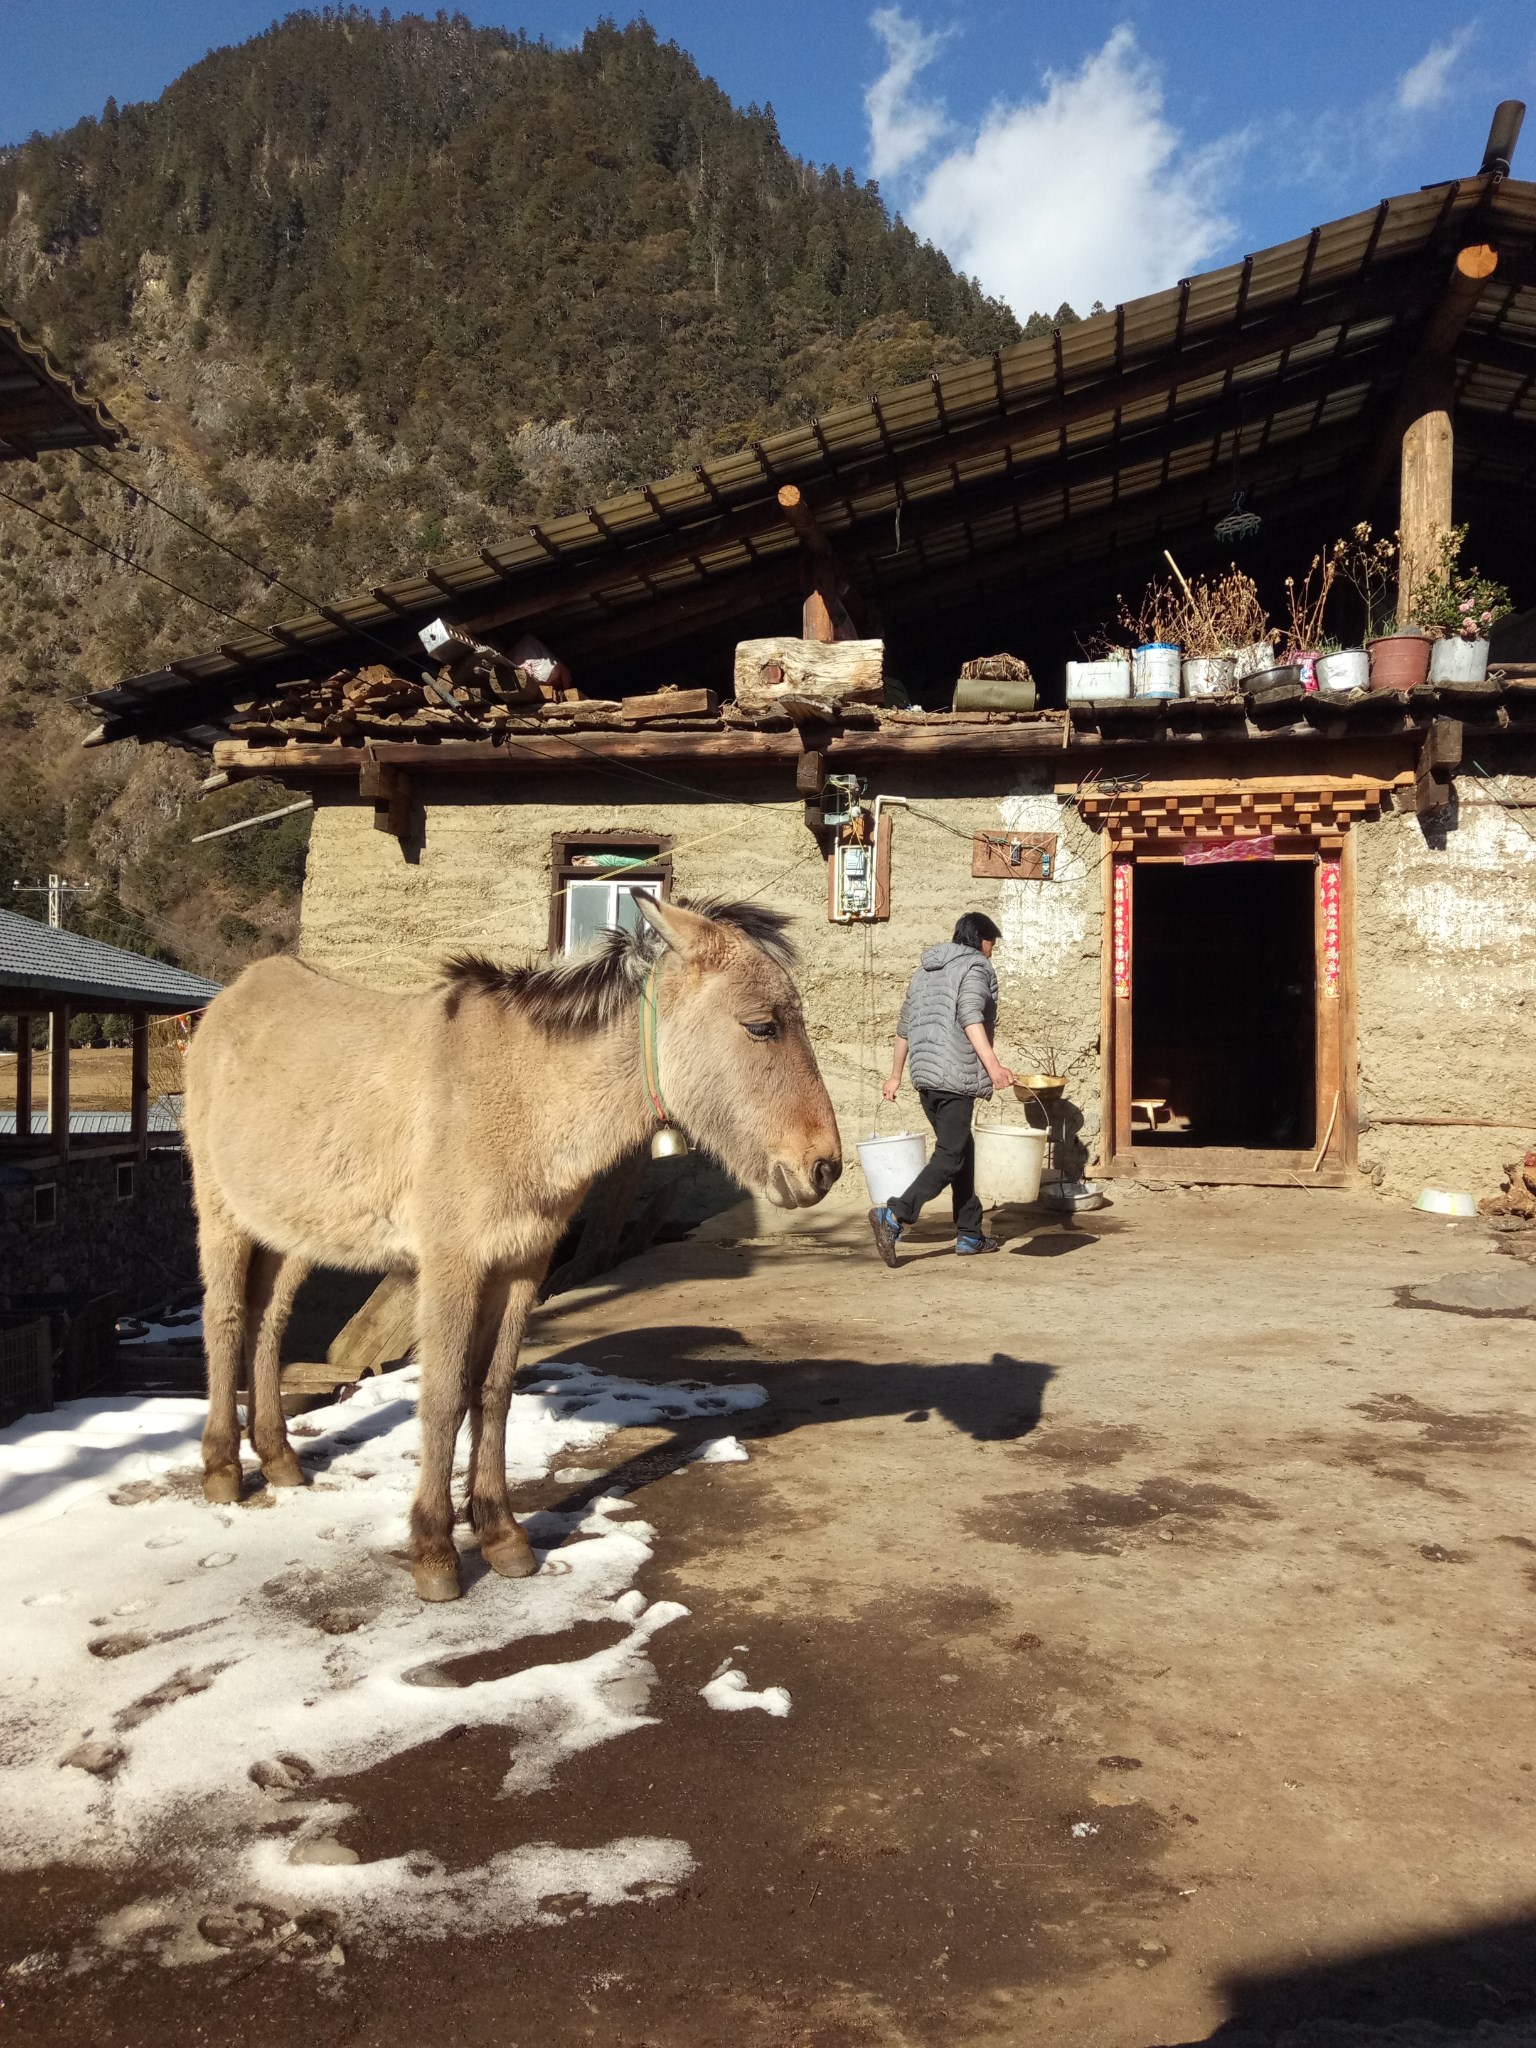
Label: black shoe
xmin=955 ymin=1232 xmax=1003 ymax=1255
xmin=868 ymin=1205 xmax=903 ymax=1267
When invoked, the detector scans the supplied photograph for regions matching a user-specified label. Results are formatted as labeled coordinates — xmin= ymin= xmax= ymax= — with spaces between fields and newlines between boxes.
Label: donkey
xmin=182 ymin=896 xmax=842 ymax=1600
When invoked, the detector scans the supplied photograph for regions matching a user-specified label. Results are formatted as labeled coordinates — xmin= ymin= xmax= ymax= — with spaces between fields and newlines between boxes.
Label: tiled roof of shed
xmin=0 ymin=307 xmax=122 ymax=461
xmin=0 ymin=911 xmax=220 ymax=1011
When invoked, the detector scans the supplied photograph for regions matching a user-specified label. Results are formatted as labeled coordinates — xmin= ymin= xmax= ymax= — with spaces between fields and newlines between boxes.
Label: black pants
xmin=888 ymin=1089 xmax=982 ymax=1237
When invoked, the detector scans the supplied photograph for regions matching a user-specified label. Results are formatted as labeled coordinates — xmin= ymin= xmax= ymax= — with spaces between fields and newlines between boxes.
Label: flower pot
xmin=1182 ymin=656 xmax=1236 ymax=698
xmin=1367 ymin=631 xmax=1431 ymax=693
xmin=1065 ymin=657 xmax=1131 ymax=703
xmin=1232 ymin=639 xmax=1276 ymax=681
xmin=1132 ymin=644 xmax=1181 ymax=698
xmin=1315 ymin=649 xmax=1370 ymax=694
xmin=1428 ymin=636 xmax=1490 ymax=684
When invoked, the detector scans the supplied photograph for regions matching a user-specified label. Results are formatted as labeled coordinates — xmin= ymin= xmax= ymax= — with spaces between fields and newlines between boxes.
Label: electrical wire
xmin=0 ymin=485 xmax=282 ymax=640
xmin=73 ymin=447 xmax=453 ymax=681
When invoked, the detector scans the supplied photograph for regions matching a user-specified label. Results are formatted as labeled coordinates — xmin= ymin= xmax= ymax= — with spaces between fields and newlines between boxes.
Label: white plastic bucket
xmin=857 ymin=1131 xmax=927 ymax=1208
xmin=1183 ymin=656 xmax=1235 ymax=697
xmin=1428 ymin=636 xmax=1490 ymax=683
xmin=1315 ymin=649 xmax=1370 ymax=694
xmin=973 ymin=1126 xmax=1048 ymax=1209
xmin=1132 ymin=644 xmax=1182 ymax=698
xmin=1066 ymin=657 xmax=1132 ymax=703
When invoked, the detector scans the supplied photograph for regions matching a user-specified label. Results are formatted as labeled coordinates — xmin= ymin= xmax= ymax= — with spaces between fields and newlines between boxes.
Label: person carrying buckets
xmin=868 ymin=911 xmax=1015 ymax=1265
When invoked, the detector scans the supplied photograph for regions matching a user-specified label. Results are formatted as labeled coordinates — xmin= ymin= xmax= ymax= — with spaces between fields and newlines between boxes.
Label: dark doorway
xmin=1132 ymin=861 xmax=1316 ymax=1149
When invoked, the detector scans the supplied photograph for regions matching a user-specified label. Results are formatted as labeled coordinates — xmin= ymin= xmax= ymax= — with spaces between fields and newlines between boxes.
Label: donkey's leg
xmin=409 ymin=1255 xmax=482 ymax=1602
xmin=246 ymin=1248 xmax=312 ymax=1487
xmin=462 ymin=1269 xmax=512 ymax=1519
xmin=199 ymin=1205 xmax=253 ymax=1505
xmin=470 ymin=1273 xmax=541 ymax=1579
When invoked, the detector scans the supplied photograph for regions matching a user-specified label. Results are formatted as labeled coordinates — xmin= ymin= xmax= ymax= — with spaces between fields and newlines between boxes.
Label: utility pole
xmin=12 ymin=873 xmax=95 ymax=1132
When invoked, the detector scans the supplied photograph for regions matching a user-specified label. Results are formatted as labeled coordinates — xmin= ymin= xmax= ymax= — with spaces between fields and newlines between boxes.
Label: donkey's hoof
xmin=202 ymin=1464 xmax=243 ymax=1505
xmin=261 ymin=1448 xmax=308 ymax=1489
xmin=411 ymin=1560 xmax=462 ymax=1603
xmin=482 ymin=1531 xmax=538 ymax=1580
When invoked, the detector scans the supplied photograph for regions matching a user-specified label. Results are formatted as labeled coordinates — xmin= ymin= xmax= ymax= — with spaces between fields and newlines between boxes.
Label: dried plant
xmin=1336 ymin=522 xmax=1399 ymax=641
xmin=1283 ymin=539 xmax=1345 ymax=653
xmin=1116 ymin=577 xmax=1184 ymax=648
xmin=1174 ymin=564 xmax=1270 ymax=657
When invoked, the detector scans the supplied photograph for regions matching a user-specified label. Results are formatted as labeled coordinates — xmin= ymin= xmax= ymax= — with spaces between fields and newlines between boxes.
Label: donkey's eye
xmin=743 ymin=1019 xmax=779 ymax=1042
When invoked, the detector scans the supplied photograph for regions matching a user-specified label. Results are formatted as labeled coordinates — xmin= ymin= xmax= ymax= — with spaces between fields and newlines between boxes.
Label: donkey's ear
xmin=634 ymin=894 xmax=730 ymax=964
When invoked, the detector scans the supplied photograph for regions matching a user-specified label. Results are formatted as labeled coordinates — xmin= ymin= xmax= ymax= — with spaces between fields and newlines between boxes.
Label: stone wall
xmin=1356 ymin=770 xmax=1536 ymax=1202
xmin=0 ymin=1148 xmax=197 ymax=1309
xmin=299 ymin=763 xmax=1106 ymax=1229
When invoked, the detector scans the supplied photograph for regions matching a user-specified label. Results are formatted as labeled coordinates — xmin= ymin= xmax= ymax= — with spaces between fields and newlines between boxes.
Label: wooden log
xmin=734 ymin=637 xmax=883 ymax=711
xmin=14 ymin=1018 xmax=32 ymax=1141
xmin=619 ymin=688 xmax=719 ymax=721
xmin=1398 ymin=362 xmax=1455 ymax=627
xmin=50 ymin=1005 xmax=70 ymax=1164
xmin=325 ymin=1271 xmax=417 ymax=1378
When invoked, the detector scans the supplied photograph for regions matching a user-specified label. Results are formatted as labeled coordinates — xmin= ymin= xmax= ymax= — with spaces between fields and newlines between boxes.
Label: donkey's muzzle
xmin=810 ymin=1154 xmax=842 ymax=1198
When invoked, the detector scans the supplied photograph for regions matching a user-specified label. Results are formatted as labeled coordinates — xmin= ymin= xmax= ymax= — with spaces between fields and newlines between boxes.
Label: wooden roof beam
xmin=1356 ymin=243 xmax=1500 ymax=576
xmin=776 ymin=484 xmax=862 ymax=641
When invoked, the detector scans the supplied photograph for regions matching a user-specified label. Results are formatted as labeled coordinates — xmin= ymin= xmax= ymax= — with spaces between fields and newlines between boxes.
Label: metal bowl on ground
xmin=1039 ymin=1178 xmax=1108 ymax=1212
xmin=1414 ymin=1188 xmax=1478 ymax=1217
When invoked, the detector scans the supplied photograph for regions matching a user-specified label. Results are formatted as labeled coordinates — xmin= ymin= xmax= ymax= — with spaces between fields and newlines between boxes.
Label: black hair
xmin=952 ymin=911 xmax=1001 ymax=950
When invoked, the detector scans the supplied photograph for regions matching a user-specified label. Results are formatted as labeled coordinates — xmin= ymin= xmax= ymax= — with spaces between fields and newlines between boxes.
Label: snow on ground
xmin=0 ymin=1360 xmax=775 ymax=1970
xmin=116 ymin=1309 xmax=203 ymax=1347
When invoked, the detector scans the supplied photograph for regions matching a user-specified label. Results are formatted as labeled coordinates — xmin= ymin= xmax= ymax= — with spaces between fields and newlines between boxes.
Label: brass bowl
xmin=1014 ymin=1075 xmax=1066 ymax=1097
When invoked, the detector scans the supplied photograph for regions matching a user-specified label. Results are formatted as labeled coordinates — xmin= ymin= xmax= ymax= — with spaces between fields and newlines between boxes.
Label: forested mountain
xmin=0 ymin=10 xmax=1019 ymax=982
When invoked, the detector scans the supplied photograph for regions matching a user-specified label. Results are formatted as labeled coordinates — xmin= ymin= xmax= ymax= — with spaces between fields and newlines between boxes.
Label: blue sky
xmin=4 ymin=3 xmax=1533 ymax=317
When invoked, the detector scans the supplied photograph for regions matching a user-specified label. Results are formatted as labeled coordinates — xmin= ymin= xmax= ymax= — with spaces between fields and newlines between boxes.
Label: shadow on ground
xmin=1158 ymin=1910 xmax=1536 ymax=2045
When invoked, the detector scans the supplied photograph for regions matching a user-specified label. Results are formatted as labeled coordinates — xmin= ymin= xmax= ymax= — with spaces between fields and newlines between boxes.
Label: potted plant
xmin=1116 ymin=579 xmax=1183 ymax=698
xmin=1164 ymin=559 xmax=1269 ymax=696
xmin=1409 ymin=525 xmax=1512 ymax=684
xmin=1277 ymin=540 xmax=1351 ymax=692
xmin=1333 ymin=523 xmax=1427 ymax=692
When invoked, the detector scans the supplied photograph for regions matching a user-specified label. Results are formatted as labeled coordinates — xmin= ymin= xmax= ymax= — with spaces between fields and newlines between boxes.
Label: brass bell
xmin=650 ymin=1124 xmax=691 ymax=1160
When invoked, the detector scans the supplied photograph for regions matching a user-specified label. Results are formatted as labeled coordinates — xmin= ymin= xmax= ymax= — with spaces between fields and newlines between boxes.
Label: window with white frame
xmin=550 ymin=835 xmax=671 ymax=954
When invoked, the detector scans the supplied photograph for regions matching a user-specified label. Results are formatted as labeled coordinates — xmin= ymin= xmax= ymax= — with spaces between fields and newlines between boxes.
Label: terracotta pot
xmin=1367 ymin=631 xmax=1431 ymax=692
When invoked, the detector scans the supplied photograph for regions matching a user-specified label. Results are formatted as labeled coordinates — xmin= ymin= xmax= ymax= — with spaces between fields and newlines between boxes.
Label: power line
xmin=73 ymin=447 xmax=430 ymax=677
xmin=0 ymin=485 xmax=277 ymax=639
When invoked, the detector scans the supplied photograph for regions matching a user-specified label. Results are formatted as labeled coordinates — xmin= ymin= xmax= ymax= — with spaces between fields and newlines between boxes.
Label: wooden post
xmin=130 ymin=1009 xmax=150 ymax=1162
xmin=1398 ymin=362 xmax=1454 ymax=626
xmin=50 ymin=1004 xmax=70 ymax=1163
xmin=776 ymin=485 xmax=859 ymax=643
xmin=15 ymin=1015 xmax=32 ymax=1141
xmin=1110 ymin=858 xmax=1134 ymax=1163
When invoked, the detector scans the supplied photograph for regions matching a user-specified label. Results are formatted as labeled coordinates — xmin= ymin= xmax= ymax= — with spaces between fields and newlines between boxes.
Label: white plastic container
xmin=1315 ymin=649 xmax=1370 ymax=694
xmin=973 ymin=1126 xmax=1048 ymax=1209
xmin=1428 ymin=636 xmax=1490 ymax=684
xmin=1066 ymin=657 xmax=1132 ymax=703
xmin=1183 ymin=656 xmax=1235 ymax=697
xmin=857 ymin=1131 xmax=926 ymax=1208
xmin=1232 ymin=638 xmax=1277 ymax=681
xmin=1132 ymin=644 xmax=1182 ymax=698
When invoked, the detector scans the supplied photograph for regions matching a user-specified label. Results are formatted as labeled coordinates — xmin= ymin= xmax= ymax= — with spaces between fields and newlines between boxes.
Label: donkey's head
xmin=637 ymin=897 xmax=842 ymax=1208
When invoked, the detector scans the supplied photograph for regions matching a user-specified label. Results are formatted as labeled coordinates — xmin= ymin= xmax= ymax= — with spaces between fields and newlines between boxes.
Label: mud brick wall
xmin=0 ymin=1150 xmax=196 ymax=1309
xmin=1356 ymin=770 xmax=1536 ymax=1201
xmin=298 ymin=765 xmax=1105 ymax=1229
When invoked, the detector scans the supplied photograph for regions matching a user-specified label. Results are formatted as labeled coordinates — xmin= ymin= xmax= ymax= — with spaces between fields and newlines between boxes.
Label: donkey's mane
xmin=440 ymin=897 xmax=797 ymax=1035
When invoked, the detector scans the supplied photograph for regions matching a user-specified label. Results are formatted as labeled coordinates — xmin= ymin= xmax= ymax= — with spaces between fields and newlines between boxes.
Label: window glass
xmin=563 ymin=876 xmax=661 ymax=952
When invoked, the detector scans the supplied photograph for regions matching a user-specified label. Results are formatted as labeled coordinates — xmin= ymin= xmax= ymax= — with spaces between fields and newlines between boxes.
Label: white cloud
xmin=866 ymin=16 xmax=1239 ymax=320
xmin=865 ymin=6 xmax=953 ymax=181
xmin=1396 ymin=28 xmax=1474 ymax=112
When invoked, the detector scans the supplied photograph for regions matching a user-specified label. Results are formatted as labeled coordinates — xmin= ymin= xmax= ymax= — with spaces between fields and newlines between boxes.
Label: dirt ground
xmin=1 ymin=1047 xmax=135 ymax=1110
xmin=5 ymin=1184 xmax=1536 ymax=2047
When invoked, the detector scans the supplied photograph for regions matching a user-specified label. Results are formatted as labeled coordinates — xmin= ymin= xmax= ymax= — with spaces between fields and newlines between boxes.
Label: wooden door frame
xmin=1098 ymin=834 xmax=1359 ymax=1186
